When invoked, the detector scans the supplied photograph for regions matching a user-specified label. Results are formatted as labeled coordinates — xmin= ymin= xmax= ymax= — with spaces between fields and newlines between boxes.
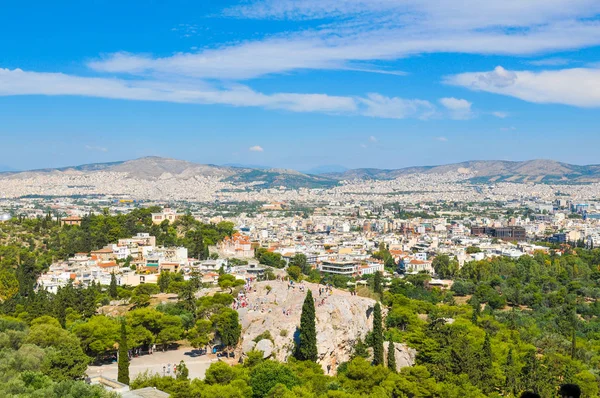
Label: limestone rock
xmin=255 ymin=339 xmax=274 ymax=358
xmin=241 ymin=339 xmax=256 ymax=354
xmin=236 ymin=280 xmax=377 ymax=374
xmin=384 ymin=343 xmax=417 ymax=371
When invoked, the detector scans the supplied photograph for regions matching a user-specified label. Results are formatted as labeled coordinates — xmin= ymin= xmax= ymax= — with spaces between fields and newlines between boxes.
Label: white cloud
xmin=369 ymin=136 xmax=377 ymax=142
xmin=446 ymin=65 xmax=600 ymax=107
xmin=434 ymin=136 xmax=448 ymax=142
xmin=249 ymin=145 xmax=264 ymax=152
xmin=85 ymin=145 xmax=108 ymax=152
xmin=359 ymin=94 xmax=435 ymax=119
xmin=360 ymin=144 xmax=368 ymax=148
xmin=439 ymin=97 xmax=473 ymax=119
xmin=492 ymin=111 xmax=509 ymax=118
xmin=0 ymin=68 xmax=444 ymax=120
xmin=87 ymin=2 xmax=600 ymax=81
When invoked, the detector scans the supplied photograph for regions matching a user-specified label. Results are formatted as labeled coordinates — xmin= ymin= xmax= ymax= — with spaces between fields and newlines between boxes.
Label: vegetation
xmin=372 ymin=302 xmax=384 ymax=366
xmin=117 ymin=318 xmax=130 ymax=385
xmin=294 ymin=290 xmax=317 ymax=362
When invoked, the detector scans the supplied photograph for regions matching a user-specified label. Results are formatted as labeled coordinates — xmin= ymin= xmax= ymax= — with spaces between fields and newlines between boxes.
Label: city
xmin=2 ymin=1 xmax=600 ymax=397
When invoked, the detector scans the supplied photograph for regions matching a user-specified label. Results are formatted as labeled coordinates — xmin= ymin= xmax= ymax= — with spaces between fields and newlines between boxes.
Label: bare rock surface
xmin=236 ymin=280 xmax=377 ymax=374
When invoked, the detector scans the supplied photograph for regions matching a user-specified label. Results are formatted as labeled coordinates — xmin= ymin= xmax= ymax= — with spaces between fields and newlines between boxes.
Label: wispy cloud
xmin=369 ymin=136 xmax=378 ymax=143
xmin=88 ymin=1 xmax=600 ymax=81
xmin=446 ymin=65 xmax=600 ymax=107
xmin=85 ymin=145 xmax=108 ymax=152
xmin=0 ymin=68 xmax=446 ymax=120
xmin=439 ymin=97 xmax=473 ymax=119
xmin=434 ymin=136 xmax=448 ymax=142
xmin=527 ymin=57 xmax=572 ymax=66
xmin=492 ymin=111 xmax=509 ymax=118
xmin=249 ymin=145 xmax=264 ymax=152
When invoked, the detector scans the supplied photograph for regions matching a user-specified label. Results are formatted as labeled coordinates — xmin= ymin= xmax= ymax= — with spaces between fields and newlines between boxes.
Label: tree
xmin=218 ymin=274 xmax=244 ymax=293
xmin=72 ymin=315 xmax=120 ymax=358
xmin=504 ymin=347 xmax=518 ymax=396
xmin=176 ymin=360 xmax=189 ymax=380
xmin=372 ymin=302 xmax=384 ymax=366
xmin=374 ymin=271 xmax=383 ymax=295
xmin=432 ymin=254 xmax=459 ymax=279
xmin=188 ymin=319 xmax=213 ymax=350
xmin=287 ymin=266 xmax=301 ymax=282
xmin=212 ymin=308 xmax=241 ymax=348
xmin=118 ymin=318 xmax=130 ymax=385
xmin=289 ymin=253 xmax=310 ymax=275
xmin=250 ymin=360 xmax=300 ymax=398
xmin=387 ymin=341 xmax=396 ymax=372
xmin=295 ymin=290 xmax=317 ymax=362
xmin=109 ymin=273 xmax=118 ymax=299
xmin=158 ymin=271 xmax=171 ymax=293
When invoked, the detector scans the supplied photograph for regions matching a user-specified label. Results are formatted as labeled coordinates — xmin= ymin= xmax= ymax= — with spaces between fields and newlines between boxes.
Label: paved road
xmin=87 ymin=347 xmax=218 ymax=381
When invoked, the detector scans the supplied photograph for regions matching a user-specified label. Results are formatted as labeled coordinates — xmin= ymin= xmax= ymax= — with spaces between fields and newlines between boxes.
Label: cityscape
xmin=2 ymin=1 xmax=600 ymax=398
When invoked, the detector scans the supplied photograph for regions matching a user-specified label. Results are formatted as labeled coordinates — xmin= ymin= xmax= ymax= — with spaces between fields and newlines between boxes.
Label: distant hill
xmin=324 ymin=159 xmax=600 ymax=183
xmin=3 ymin=157 xmax=600 ymax=187
xmin=1 ymin=157 xmax=339 ymax=189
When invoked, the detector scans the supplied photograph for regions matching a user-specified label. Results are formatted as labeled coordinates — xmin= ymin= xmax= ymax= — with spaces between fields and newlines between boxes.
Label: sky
xmin=2 ymin=0 xmax=600 ymax=171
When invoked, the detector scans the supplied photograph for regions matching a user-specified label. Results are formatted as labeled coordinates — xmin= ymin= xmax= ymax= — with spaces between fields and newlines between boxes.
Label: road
xmin=87 ymin=346 xmax=219 ymax=381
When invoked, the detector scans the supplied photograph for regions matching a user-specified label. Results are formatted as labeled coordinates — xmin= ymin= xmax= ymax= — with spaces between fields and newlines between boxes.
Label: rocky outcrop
xmin=236 ymin=280 xmax=377 ymax=374
xmin=255 ymin=339 xmax=274 ymax=359
xmin=385 ymin=343 xmax=417 ymax=372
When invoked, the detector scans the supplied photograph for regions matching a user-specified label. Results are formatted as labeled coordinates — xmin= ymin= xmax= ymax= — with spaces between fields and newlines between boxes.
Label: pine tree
xmin=374 ymin=271 xmax=383 ymax=296
xmin=118 ymin=318 xmax=130 ymax=385
xmin=295 ymin=290 xmax=317 ymax=361
xmin=372 ymin=302 xmax=384 ymax=366
xmin=387 ymin=340 xmax=396 ymax=372
xmin=109 ymin=273 xmax=118 ymax=299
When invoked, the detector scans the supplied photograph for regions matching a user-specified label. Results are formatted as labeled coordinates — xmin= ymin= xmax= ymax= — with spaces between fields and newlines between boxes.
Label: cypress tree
xmin=109 ymin=273 xmax=118 ymax=299
xmin=374 ymin=271 xmax=383 ymax=296
xmin=372 ymin=302 xmax=384 ymax=366
xmin=387 ymin=340 xmax=396 ymax=372
xmin=118 ymin=318 xmax=130 ymax=385
xmin=482 ymin=333 xmax=493 ymax=369
xmin=504 ymin=347 xmax=518 ymax=396
xmin=295 ymin=290 xmax=317 ymax=361
xmin=471 ymin=297 xmax=480 ymax=324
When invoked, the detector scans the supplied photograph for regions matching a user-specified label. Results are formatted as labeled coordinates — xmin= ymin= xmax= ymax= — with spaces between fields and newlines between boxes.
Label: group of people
xmin=318 ymin=284 xmax=333 ymax=296
xmin=520 ymin=384 xmax=581 ymax=398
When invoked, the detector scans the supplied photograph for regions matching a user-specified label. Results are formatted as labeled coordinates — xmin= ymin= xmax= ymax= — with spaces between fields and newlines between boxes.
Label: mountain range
xmin=3 ymin=157 xmax=600 ymax=188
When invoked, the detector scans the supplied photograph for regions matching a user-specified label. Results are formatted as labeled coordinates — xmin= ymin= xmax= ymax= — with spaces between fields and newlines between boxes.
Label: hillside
xmin=3 ymin=157 xmax=600 ymax=187
xmin=325 ymin=159 xmax=600 ymax=183
xmin=0 ymin=157 xmax=339 ymax=189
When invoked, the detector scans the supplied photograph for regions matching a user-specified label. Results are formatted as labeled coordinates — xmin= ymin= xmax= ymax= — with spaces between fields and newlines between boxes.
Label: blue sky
xmin=2 ymin=0 xmax=600 ymax=171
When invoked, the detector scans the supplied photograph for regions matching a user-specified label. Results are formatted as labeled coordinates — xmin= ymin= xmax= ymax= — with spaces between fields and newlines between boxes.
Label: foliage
xmin=294 ymin=290 xmax=317 ymax=362
xmin=118 ymin=318 xmax=130 ymax=385
xmin=255 ymin=248 xmax=286 ymax=268
xmin=372 ymin=303 xmax=384 ymax=366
